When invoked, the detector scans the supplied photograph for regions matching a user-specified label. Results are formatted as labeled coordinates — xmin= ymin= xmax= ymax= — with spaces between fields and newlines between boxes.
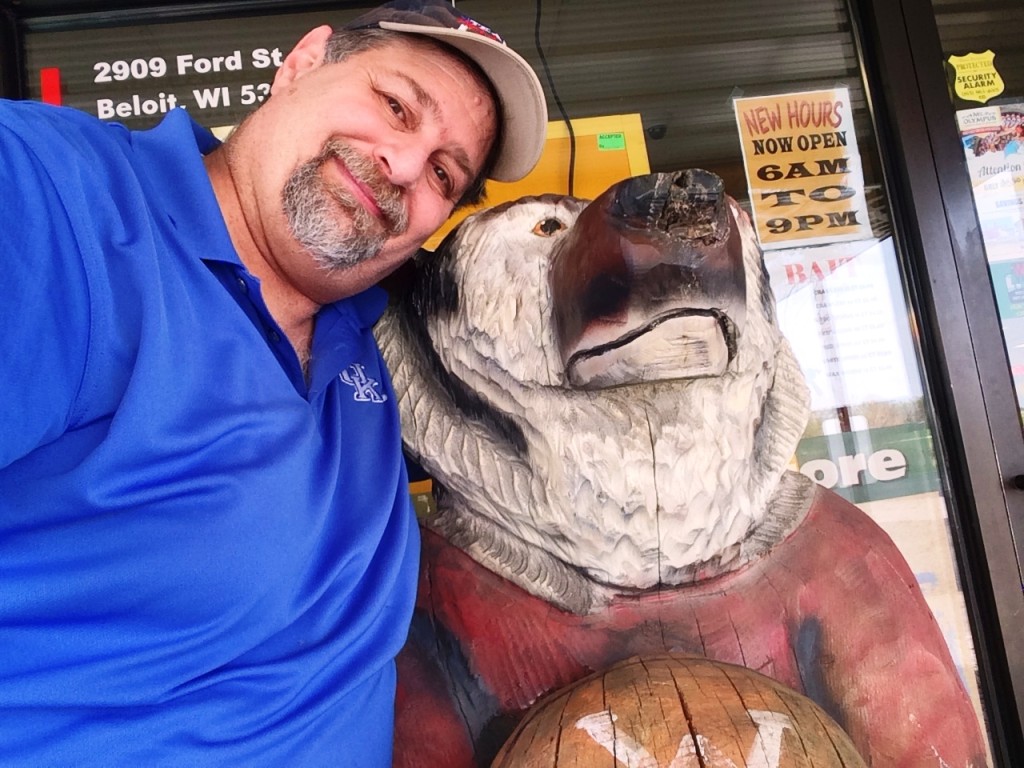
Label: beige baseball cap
xmin=343 ymin=0 xmax=548 ymax=182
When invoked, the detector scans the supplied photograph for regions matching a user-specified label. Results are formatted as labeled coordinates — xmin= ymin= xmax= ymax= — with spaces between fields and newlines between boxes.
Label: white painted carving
xmin=576 ymin=712 xmax=660 ymax=768
xmin=574 ymin=708 xmax=794 ymax=768
xmin=376 ymin=191 xmax=812 ymax=612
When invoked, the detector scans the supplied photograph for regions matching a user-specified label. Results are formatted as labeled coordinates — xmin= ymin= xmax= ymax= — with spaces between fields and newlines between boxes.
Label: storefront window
xmin=20 ymin=0 xmax=1000 ymax=761
xmin=934 ymin=0 xmax=1024 ymax=425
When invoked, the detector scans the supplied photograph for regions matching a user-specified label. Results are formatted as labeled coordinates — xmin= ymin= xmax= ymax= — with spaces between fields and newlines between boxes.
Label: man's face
xmin=255 ymin=34 xmax=497 ymax=299
xmin=282 ymin=137 xmax=409 ymax=271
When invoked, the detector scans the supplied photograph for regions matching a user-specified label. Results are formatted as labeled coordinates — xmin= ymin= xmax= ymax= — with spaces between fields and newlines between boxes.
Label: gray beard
xmin=282 ymin=139 xmax=408 ymax=272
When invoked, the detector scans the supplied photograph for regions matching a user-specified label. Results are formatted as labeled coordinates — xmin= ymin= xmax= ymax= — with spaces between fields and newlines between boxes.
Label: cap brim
xmin=378 ymin=21 xmax=548 ymax=182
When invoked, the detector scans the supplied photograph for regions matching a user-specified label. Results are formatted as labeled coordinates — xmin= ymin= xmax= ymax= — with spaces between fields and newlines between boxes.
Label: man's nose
xmin=374 ymin=138 xmax=430 ymax=189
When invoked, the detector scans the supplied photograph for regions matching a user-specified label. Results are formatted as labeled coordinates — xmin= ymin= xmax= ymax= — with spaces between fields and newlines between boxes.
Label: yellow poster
xmin=733 ymin=88 xmax=872 ymax=250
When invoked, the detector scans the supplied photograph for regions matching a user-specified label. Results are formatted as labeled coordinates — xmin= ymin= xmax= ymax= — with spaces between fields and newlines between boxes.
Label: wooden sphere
xmin=491 ymin=654 xmax=867 ymax=768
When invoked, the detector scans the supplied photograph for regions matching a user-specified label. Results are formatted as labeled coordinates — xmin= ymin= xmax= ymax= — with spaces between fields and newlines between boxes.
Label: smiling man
xmin=0 ymin=1 xmax=546 ymax=766
xmin=207 ymin=16 xmax=526 ymax=365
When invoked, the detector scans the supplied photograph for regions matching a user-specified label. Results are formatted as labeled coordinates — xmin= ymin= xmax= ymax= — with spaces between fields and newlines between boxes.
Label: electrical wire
xmin=533 ymin=0 xmax=575 ymax=196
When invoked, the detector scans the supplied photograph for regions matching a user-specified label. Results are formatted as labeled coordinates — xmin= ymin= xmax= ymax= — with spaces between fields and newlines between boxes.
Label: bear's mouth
xmin=565 ymin=308 xmax=736 ymax=389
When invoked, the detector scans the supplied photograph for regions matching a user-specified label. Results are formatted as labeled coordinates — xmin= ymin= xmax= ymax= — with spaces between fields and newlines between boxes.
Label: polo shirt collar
xmin=130 ymin=108 xmax=239 ymax=268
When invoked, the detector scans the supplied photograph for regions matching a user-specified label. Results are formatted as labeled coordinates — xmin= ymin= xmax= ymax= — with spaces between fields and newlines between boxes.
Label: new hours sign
xmin=733 ymin=88 xmax=872 ymax=250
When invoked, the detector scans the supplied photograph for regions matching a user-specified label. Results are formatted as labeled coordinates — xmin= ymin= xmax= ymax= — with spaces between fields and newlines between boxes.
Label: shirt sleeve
xmin=0 ymin=109 xmax=92 ymax=469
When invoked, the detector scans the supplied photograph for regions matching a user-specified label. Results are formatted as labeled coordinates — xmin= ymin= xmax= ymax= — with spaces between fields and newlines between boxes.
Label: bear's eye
xmin=532 ymin=218 xmax=566 ymax=237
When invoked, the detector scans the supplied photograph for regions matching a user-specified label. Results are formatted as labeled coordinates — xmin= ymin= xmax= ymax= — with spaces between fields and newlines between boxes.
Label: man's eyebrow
xmin=393 ymin=70 xmax=438 ymax=118
xmin=392 ymin=70 xmax=475 ymax=185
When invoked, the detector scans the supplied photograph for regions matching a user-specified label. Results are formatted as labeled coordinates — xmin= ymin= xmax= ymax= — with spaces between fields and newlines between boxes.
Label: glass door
xmin=851 ymin=0 xmax=1024 ymax=761
xmin=937 ymin=0 xmax=1024 ymax=421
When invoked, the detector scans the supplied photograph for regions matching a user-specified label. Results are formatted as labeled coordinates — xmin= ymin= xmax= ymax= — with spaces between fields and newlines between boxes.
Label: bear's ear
xmin=379 ymin=260 xmax=418 ymax=302
xmin=411 ymin=236 xmax=461 ymax=321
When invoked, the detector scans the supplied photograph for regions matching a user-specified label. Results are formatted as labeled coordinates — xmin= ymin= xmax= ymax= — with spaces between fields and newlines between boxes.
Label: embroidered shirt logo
xmin=340 ymin=363 xmax=388 ymax=403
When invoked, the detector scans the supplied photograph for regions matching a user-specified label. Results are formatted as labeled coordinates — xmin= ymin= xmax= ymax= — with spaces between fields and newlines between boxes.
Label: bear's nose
xmin=608 ymin=169 xmax=728 ymax=244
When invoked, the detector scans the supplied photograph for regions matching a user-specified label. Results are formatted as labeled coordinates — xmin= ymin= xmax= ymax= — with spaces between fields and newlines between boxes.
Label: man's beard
xmin=282 ymin=139 xmax=408 ymax=272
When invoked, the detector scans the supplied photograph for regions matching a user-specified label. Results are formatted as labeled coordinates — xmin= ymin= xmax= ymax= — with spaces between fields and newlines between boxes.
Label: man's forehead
xmin=377 ymin=33 xmax=494 ymax=88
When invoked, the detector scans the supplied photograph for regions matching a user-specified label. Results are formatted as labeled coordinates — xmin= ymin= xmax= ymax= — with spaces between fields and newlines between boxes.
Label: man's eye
xmin=433 ymin=165 xmax=454 ymax=196
xmin=386 ymin=96 xmax=406 ymax=120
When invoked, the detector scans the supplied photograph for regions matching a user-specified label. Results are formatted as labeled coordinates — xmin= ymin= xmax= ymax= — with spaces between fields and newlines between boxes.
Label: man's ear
xmin=271 ymin=25 xmax=334 ymax=94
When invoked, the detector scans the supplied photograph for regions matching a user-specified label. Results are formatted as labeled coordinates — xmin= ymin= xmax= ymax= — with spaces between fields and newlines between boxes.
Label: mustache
xmin=316 ymin=139 xmax=408 ymax=235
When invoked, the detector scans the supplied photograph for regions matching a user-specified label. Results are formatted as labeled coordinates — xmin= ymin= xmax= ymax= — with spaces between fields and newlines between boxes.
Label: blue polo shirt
xmin=0 ymin=100 xmax=419 ymax=766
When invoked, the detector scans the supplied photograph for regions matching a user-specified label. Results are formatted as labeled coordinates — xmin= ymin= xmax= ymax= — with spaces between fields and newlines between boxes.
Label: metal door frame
xmin=850 ymin=0 xmax=1024 ymax=761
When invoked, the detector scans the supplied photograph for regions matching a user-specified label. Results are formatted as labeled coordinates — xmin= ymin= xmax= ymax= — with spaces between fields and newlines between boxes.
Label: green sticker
xmin=597 ymin=132 xmax=626 ymax=151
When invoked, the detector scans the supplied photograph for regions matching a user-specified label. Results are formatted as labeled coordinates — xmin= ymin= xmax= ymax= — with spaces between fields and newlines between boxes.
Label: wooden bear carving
xmin=375 ymin=170 xmax=987 ymax=767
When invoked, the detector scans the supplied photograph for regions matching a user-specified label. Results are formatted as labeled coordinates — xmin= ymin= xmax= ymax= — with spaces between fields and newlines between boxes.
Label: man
xmin=0 ymin=1 xmax=546 ymax=765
